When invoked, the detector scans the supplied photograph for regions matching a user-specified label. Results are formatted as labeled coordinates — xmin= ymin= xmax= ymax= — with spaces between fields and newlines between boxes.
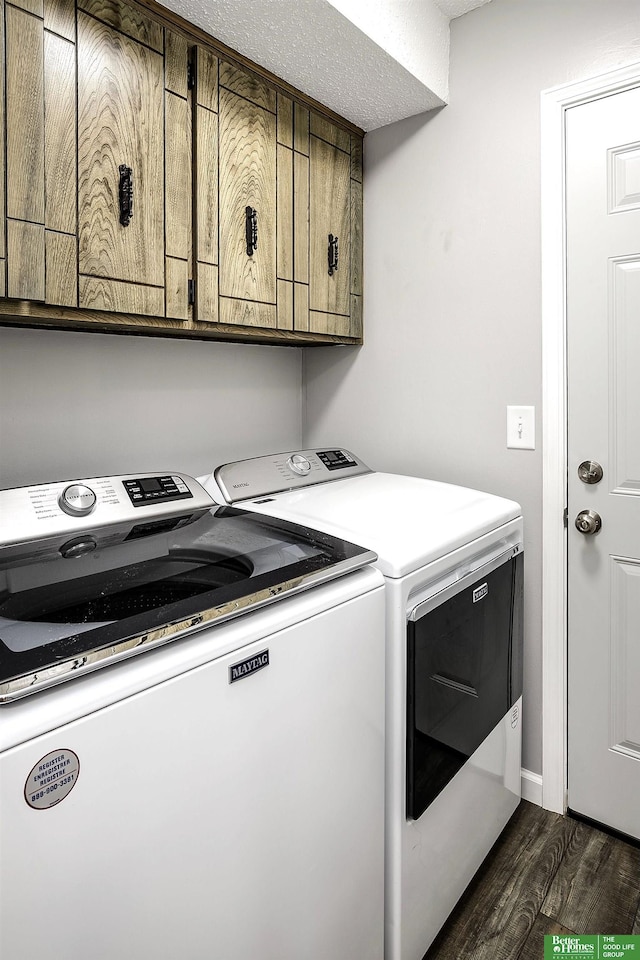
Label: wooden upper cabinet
xmin=77 ymin=3 xmax=165 ymax=313
xmin=0 ymin=0 xmax=363 ymax=343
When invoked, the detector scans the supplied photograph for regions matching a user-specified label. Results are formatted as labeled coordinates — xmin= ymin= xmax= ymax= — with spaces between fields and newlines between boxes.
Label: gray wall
xmin=303 ymin=0 xmax=640 ymax=776
xmin=0 ymin=326 xmax=303 ymax=488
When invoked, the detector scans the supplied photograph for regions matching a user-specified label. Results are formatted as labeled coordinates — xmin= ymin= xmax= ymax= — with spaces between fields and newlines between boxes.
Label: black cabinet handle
xmin=246 ymin=206 xmax=258 ymax=256
xmin=328 ymin=233 xmax=339 ymax=275
xmin=119 ymin=164 xmax=133 ymax=227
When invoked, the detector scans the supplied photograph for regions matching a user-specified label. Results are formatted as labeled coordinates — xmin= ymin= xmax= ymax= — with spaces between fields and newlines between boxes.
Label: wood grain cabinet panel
xmin=44 ymin=30 xmax=76 ymax=236
xmin=219 ymin=82 xmax=277 ymax=318
xmin=78 ymin=0 xmax=163 ymax=51
xmin=4 ymin=0 xmax=80 ymax=305
xmin=309 ymin=132 xmax=351 ymax=320
xmin=194 ymin=42 xmax=218 ymax=318
xmin=79 ymin=275 xmax=164 ymax=315
xmin=277 ymin=144 xmax=293 ymax=282
xmin=6 ymin=5 xmax=45 ymax=226
xmin=219 ymin=61 xmax=275 ymax=112
xmin=164 ymin=30 xmax=191 ymax=320
xmin=8 ymin=221 xmax=45 ymax=301
xmin=44 ymin=18 xmax=78 ymax=306
xmin=165 ymin=29 xmax=189 ymax=98
xmin=44 ymin=0 xmax=75 ymax=40
xmin=10 ymin=0 xmax=42 ymax=17
xmin=77 ymin=10 xmax=164 ymax=302
xmin=46 ymin=232 xmax=77 ymax=306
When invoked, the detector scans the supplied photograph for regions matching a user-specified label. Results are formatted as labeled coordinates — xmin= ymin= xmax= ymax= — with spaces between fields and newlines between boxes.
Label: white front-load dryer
xmin=202 ymin=448 xmax=524 ymax=960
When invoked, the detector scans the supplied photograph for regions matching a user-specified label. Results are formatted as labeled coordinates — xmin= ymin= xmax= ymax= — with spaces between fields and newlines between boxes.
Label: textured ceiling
xmin=157 ymin=0 xmax=491 ymax=130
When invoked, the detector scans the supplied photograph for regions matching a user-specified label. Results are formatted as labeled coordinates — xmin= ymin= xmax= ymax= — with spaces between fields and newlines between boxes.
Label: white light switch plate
xmin=507 ymin=405 xmax=535 ymax=449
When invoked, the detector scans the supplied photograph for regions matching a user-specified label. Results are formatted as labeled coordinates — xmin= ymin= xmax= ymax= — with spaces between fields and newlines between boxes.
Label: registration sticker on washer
xmin=473 ymin=582 xmax=489 ymax=603
xmin=229 ymin=649 xmax=269 ymax=683
xmin=24 ymin=749 xmax=80 ymax=810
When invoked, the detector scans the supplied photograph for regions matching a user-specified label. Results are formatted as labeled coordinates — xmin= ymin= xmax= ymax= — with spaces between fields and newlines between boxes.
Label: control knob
xmin=59 ymin=535 xmax=97 ymax=558
xmin=287 ymin=454 xmax=312 ymax=476
xmin=59 ymin=483 xmax=97 ymax=517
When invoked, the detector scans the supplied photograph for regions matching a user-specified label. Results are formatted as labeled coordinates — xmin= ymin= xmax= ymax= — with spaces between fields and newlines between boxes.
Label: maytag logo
xmin=232 ymin=482 xmax=250 ymax=489
xmin=229 ymin=649 xmax=269 ymax=683
xmin=473 ymin=582 xmax=489 ymax=603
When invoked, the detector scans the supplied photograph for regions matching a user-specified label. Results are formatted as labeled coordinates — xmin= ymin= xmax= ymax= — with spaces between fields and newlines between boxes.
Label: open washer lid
xmin=206 ymin=449 xmax=522 ymax=579
xmin=0 ymin=470 xmax=376 ymax=701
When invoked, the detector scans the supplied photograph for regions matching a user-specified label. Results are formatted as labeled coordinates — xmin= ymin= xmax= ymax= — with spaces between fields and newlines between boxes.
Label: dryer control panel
xmin=215 ymin=449 xmax=371 ymax=503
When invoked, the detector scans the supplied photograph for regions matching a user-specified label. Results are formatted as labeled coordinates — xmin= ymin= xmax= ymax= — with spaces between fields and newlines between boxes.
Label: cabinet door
xmin=295 ymin=111 xmax=363 ymax=340
xmin=4 ymin=0 xmax=78 ymax=306
xmin=77 ymin=3 xmax=165 ymax=315
xmin=218 ymin=62 xmax=277 ymax=329
xmin=309 ymin=130 xmax=351 ymax=321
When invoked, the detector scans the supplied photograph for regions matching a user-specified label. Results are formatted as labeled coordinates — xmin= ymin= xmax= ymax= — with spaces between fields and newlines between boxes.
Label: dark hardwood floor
xmin=424 ymin=800 xmax=640 ymax=960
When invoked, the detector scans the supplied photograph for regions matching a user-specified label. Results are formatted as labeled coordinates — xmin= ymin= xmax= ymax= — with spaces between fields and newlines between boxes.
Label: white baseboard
xmin=521 ymin=768 xmax=543 ymax=806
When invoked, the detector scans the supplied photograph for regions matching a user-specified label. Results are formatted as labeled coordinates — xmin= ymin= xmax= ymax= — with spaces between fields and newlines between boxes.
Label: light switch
xmin=507 ymin=405 xmax=535 ymax=450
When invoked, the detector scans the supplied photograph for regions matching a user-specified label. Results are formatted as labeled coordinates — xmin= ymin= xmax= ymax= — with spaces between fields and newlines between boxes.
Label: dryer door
xmin=406 ymin=547 xmax=523 ymax=820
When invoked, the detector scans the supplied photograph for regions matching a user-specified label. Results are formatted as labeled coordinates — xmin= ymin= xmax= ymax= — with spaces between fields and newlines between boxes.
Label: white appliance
xmin=203 ymin=448 xmax=524 ymax=960
xmin=0 ymin=471 xmax=385 ymax=960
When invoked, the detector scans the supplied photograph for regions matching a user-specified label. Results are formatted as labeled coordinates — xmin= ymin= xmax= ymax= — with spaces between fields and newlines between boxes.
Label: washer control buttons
xmin=317 ymin=450 xmax=357 ymax=471
xmin=59 ymin=484 xmax=97 ymax=517
xmin=123 ymin=475 xmax=193 ymax=507
xmin=287 ymin=455 xmax=312 ymax=476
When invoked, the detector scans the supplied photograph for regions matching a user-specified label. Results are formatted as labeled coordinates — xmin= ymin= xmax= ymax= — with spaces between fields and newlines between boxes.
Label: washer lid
xmin=0 ymin=500 xmax=376 ymax=702
xmin=234 ymin=472 xmax=522 ymax=579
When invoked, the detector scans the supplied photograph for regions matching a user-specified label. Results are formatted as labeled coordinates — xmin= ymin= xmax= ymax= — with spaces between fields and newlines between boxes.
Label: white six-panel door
xmin=566 ymin=84 xmax=640 ymax=840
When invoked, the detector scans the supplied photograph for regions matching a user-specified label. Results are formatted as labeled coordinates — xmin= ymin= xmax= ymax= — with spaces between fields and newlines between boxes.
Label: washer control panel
xmin=0 ymin=472 xmax=213 ymax=548
xmin=215 ymin=448 xmax=371 ymax=503
xmin=123 ymin=475 xmax=192 ymax=507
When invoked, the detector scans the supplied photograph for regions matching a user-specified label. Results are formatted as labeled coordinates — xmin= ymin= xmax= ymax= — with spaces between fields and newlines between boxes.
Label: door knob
xmin=577 ymin=460 xmax=603 ymax=484
xmin=575 ymin=510 xmax=602 ymax=535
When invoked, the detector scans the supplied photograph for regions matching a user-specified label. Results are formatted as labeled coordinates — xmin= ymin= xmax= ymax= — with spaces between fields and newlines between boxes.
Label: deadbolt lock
xmin=577 ymin=460 xmax=603 ymax=484
xmin=575 ymin=510 xmax=602 ymax=535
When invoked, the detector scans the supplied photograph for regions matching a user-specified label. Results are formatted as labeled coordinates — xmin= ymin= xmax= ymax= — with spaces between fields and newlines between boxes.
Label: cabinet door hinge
xmin=188 ymin=279 xmax=195 ymax=305
xmin=563 ymin=507 xmax=568 ymax=528
xmin=187 ymin=51 xmax=196 ymax=90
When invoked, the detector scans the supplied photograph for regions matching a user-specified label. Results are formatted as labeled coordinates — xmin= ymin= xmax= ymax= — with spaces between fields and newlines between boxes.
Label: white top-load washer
xmin=0 ymin=470 xmax=385 ymax=960
xmin=202 ymin=448 xmax=524 ymax=960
